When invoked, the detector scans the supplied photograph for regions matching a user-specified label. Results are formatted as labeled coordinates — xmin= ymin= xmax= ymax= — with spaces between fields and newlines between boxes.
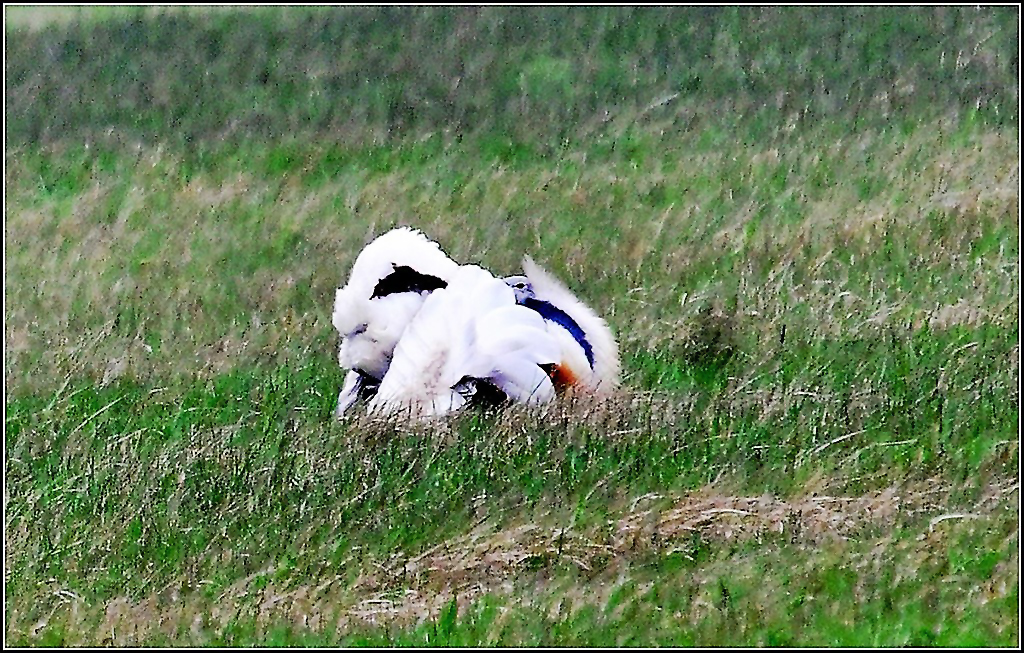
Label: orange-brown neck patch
xmin=541 ymin=362 xmax=578 ymax=391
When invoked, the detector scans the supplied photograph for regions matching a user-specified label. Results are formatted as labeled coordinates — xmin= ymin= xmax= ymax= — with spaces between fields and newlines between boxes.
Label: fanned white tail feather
xmin=332 ymin=227 xmax=461 ymax=381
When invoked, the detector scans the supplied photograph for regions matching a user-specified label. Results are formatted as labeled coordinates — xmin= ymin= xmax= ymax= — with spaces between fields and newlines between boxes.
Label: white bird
xmin=331 ymin=228 xmax=620 ymax=419
xmin=503 ymin=256 xmax=620 ymax=395
xmin=332 ymin=227 xmax=461 ymax=415
xmin=367 ymin=265 xmax=562 ymax=418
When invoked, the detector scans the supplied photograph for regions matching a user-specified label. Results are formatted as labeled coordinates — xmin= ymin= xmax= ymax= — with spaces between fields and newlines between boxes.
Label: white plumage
xmin=331 ymin=227 xmax=460 ymax=415
xmin=331 ymin=228 xmax=620 ymax=419
xmin=368 ymin=265 xmax=560 ymax=418
xmin=504 ymin=256 xmax=620 ymax=395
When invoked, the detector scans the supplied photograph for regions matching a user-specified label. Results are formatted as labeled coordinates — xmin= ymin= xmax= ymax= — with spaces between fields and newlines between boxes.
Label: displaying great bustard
xmin=332 ymin=228 xmax=619 ymax=418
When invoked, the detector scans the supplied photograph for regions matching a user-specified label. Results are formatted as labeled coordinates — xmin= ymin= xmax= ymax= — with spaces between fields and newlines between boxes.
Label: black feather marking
xmin=371 ymin=265 xmax=448 ymax=298
xmin=354 ymin=371 xmax=380 ymax=401
xmin=455 ymin=376 xmax=511 ymax=410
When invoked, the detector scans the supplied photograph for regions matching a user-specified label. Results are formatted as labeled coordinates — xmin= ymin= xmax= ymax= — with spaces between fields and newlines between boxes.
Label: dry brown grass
xmin=14 ymin=475 xmax=1016 ymax=646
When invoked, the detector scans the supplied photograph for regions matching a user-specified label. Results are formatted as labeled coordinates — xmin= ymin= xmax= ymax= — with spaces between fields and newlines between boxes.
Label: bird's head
xmin=503 ymin=275 xmax=535 ymax=303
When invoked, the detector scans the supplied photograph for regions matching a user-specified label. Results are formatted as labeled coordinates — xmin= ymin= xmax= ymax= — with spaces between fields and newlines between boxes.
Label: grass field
xmin=4 ymin=6 xmax=1019 ymax=646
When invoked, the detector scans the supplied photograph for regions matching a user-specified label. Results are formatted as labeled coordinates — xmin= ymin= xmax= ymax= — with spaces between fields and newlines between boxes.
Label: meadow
xmin=4 ymin=6 xmax=1019 ymax=646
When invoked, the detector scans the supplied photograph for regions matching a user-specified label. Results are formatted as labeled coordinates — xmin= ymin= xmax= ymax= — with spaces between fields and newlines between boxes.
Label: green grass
xmin=4 ymin=6 xmax=1019 ymax=647
xmin=5 ymin=6 xmax=1018 ymax=149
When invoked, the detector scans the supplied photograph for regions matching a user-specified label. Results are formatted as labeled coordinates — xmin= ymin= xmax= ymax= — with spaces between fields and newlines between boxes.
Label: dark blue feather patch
xmin=521 ymin=297 xmax=595 ymax=369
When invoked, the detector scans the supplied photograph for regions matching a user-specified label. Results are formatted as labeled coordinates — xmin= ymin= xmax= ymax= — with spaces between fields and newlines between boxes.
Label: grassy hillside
xmin=4 ymin=6 xmax=1019 ymax=646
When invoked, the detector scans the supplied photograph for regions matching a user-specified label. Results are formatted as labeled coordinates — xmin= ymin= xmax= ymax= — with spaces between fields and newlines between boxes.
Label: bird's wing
xmin=368 ymin=266 xmax=494 ymax=415
xmin=467 ymin=304 xmax=560 ymax=404
xmin=370 ymin=266 xmax=559 ymax=417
